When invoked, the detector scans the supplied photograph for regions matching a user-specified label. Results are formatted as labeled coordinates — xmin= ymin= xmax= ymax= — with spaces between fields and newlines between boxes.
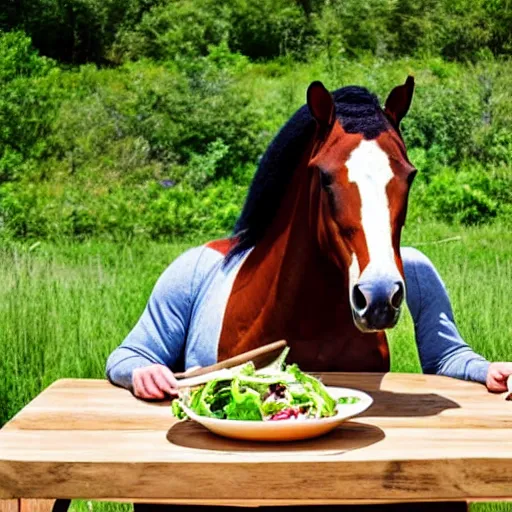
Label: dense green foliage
xmin=4 ymin=0 xmax=512 ymax=64
xmin=1 ymin=1 xmax=511 ymax=241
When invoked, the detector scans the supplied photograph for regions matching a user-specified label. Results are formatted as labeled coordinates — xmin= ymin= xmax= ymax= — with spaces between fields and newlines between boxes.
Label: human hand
xmin=486 ymin=362 xmax=512 ymax=393
xmin=132 ymin=364 xmax=179 ymax=400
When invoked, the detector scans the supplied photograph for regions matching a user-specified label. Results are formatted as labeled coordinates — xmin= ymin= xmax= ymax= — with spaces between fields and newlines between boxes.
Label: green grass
xmin=389 ymin=221 xmax=512 ymax=372
xmin=0 ymin=239 xmax=194 ymax=427
xmin=1 ymin=222 xmax=511 ymax=512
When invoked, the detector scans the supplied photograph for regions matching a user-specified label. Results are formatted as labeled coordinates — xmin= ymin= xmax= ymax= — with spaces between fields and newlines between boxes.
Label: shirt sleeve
xmin=402 ymin=247 xmax=490 ymax=384
xmin=105 ymin=246 xmax=207 ymax=391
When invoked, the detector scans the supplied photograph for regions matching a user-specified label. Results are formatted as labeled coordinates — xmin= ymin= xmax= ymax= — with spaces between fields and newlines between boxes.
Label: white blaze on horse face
xmin=346 ymin=140 xmax=401 ymax=284
xmin=348 ymin=253 xmax=360 ymax=296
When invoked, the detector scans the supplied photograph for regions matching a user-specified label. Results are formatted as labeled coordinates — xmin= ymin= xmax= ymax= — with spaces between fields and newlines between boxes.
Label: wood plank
xmin=1 ymin=456 xmax=512 ymax=502
xmin=3 ymin=425 xmax=512 ymax=462
xmin=4 ymin=379 xmax=171 ymax=431
xmin=5 ymin=375 xmax=512 ymax=431
xmin=1 ymin=426 xmax=512 ymax=501
xmin=0 ymin=501 xmax=19 ymax=512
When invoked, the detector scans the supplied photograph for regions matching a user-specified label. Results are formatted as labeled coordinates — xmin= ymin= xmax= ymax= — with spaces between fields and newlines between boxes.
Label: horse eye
xmin=319 ymin=170 xmax=333 ymax=189
xmin=339 ymin=227 xmax=357 ymax=240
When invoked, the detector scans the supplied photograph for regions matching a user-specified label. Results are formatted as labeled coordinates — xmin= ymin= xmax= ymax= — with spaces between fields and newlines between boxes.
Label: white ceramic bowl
xmin=178 ymin=386 xmax=373 ymax=442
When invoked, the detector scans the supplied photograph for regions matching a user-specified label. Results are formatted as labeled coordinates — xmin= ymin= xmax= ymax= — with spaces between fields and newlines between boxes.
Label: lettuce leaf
xmin=223 ymin=378 xmax=263 ymax=421
xmin=337 ymin=396 xmax=361 ymax=404
xmin=255 ymin=347 xmax=290 ymax=374
xmin=261 ymin=399 xmax=289 ymax=417
xmin=286 ymin=364 xmax=337 ymax=417
xmin=237 ymin=373 xmax=294 ymax=396
xmin=171 ymin=399 xmax=188 ymax=419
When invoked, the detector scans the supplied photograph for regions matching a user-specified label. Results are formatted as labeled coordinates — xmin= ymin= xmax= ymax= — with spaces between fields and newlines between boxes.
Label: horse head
xmin=306 ymin=77 xmax=416 ymax=333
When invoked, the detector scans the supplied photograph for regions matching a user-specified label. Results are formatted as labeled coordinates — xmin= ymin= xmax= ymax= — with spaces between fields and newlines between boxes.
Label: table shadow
xmin=359 ymin=390 xmax=460 ymax=418
xmin=166 ymin=420 xmax=384 ymax=454
xmin=319 ymin=374 xmax=462 ymax=419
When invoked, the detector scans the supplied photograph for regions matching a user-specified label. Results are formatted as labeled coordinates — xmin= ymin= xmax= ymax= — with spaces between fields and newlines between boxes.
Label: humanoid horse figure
xmin=107 ymin=77 xmax=419 ymax=385
xmin=208 ymin=77 xmax=416 ymax=371
xmin=107 ymin=76 xmax=469 ymax=512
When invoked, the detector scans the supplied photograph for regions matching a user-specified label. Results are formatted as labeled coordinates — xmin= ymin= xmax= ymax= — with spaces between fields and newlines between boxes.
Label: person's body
xmin=106 ymin=244 xmax=512 ymax=398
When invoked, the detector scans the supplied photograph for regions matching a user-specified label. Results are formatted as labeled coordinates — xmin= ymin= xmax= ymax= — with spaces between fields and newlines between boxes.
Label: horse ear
xmin=307 ymin=81 xmax=335 ymax=127
xmin=384 ymin=76 xmax=414 ymax=128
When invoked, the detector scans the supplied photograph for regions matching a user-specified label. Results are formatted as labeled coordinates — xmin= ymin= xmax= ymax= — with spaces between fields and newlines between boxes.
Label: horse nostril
xmin=390 ymin=282 xmax=404 ymax=309
xmin=352 ymin=284 xmax=367 ymax=312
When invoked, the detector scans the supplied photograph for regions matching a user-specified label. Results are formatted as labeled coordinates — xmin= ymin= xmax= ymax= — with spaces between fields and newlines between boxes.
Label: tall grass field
xmin=1 ymin=222 xmax=511 ymax=512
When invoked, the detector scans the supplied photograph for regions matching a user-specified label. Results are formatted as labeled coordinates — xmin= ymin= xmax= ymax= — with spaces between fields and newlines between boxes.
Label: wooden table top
xmin=1 ymin=373 xmax=512 ymax=506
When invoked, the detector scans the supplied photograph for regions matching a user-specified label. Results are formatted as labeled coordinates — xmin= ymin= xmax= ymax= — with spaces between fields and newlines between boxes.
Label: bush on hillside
xmin=413 ymin=164 xmax=512 ymax=225
xmin=1 ymin=30 xmax=512 ymax=241
xmin=0 ymin=177 xmax=247 ymax=240
xmin=46 ymin=46 xmax=265 ymax=186
xmin=113 ymin=0 xmax=310 ymax=64
xmin=0 ymin=32 xmax=60 ymax=183
xmin=402 ymin=79 xmax=481 ymax=168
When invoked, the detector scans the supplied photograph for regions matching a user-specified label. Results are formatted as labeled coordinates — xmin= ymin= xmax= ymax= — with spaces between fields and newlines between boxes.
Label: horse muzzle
xmin=351 ymin=278 xmax=405 ymax=332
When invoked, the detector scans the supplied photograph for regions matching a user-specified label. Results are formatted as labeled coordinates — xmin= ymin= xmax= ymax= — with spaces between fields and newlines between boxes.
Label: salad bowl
xmin=178 ymin=386 xmax=373 ymax=442
xmin=172 ymin=346 xmax=374 ymax=442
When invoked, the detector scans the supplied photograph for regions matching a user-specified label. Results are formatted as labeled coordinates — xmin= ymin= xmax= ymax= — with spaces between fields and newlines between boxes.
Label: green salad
xmin=171 ymin=348 xmax=361 ymax=422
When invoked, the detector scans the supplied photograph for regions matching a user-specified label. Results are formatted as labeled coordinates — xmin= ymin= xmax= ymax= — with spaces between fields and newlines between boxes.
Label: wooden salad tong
xmin=173 ymin=339 xmax=288 ymax=389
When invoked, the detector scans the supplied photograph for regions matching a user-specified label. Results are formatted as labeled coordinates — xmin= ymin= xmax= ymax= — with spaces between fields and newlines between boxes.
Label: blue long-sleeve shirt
xmin=106 ymin=245 xmax=490 ymax=391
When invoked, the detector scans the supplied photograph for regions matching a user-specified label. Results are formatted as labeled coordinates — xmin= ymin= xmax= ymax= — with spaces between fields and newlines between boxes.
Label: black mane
xmin=227 ymin=86 xmax=389 ymax=260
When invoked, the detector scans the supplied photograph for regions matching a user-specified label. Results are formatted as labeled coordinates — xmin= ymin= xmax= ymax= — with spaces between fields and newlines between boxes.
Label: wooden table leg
xmin=49 ymin=501 xmax=70 ymax=512
xmin=0 ymin=500 xmax=20 ymax=512
xmin=19 ymin=501 xmax=55 ymax=512
xmin=0 ymin=501 xmax=69 ymax=512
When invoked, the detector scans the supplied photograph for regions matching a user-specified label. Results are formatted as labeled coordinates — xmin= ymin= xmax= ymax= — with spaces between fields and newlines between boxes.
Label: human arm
xmin=402 ymin=247 xmax=492 ymax=385
xmin=105 ymin=247 xmax=206 ymax=397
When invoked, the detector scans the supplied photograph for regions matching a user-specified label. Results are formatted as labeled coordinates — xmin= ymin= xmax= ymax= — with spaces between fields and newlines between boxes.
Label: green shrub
xmin=310 ymin=0 xmax=396 ymax=59
xmin=0 ymin=176 xmax=246 ymax=241
xmin=3 ymin=0 xmax=161 ymax=64
xmin=113 ymin=0 xmax=231 ymax=63
xmin=470 ymin=59 xmax=512 ymax=166
xmin=0 ymin=31 xmax=54 ymax=82
xmin=36 ymin=47 xmax=266 ymax=195
xmin=114 ymin=0 xmax=309 ymax=63
xmin=227 ymin=0 xmax=310 ymax=60
xmin=4 ymin=0 xmax=512 ymax=65
xmin=416 ymin=164 xmax=511 ymax=225
xmin=0 ymin=32 xmax=60 ymax=183
xmin=403 ymin=78 xmax=481 ymax=167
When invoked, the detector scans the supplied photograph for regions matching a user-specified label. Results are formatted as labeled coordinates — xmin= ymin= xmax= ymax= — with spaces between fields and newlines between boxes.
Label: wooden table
xmin=1 ymin=373 xmax=512 ymax=512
